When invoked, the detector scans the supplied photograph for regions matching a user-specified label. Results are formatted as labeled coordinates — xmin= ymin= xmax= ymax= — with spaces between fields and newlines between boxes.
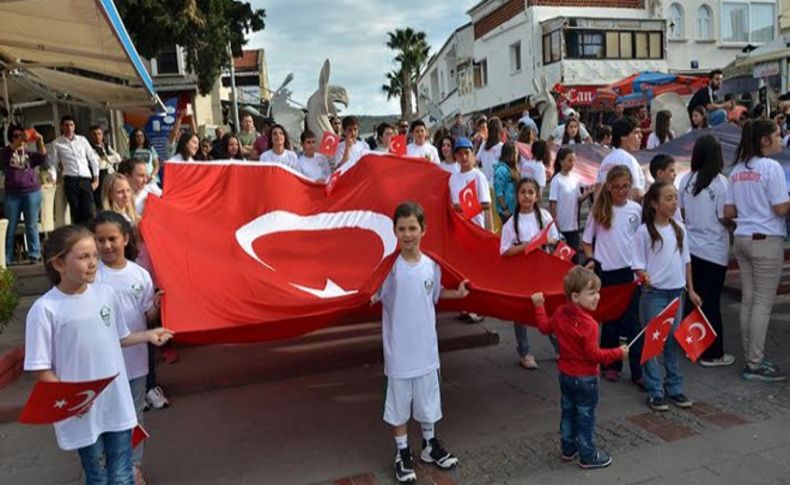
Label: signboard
xmin=753 ymin=62 xmax=780 ymax=79
xmin=123 ymin=93 xmax=192 ymax=159
xmin=564 ymin=85 xmax=602 ymax=106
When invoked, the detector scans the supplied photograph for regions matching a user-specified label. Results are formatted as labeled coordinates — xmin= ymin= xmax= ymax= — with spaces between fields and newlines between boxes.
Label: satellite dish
xmin=241 ymin=105 xmax=264 ymax=118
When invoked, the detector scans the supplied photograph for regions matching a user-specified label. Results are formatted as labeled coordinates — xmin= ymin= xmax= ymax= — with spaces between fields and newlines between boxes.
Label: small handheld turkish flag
xmin=553 ymin=241 xmax=576 ymax=261
xmin=19 ymin=374 xmax=118 ymax=424
xmin=524 ymin=221 xmax=556 ymax=255
xmin=639 ymin=298 xmax=680 ymax=364
xmin=318 ymin=131 xmax=339 ymax=157
xmin=132 ymin=424 xmax=149 ymax=448
xmin=674 ymin=306 xmax=716 ymax=362
xmin=459 ymin=179 xmax=482 ymax=219
xmin=325 ymin=171 xmax=341 ymax=197
xmin=389 ymin=134 xmax=407 ymax=156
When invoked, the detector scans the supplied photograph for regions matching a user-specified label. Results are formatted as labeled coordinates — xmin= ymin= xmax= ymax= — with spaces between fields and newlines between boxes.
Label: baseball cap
xmin=453 ymin=137 xmax=474 ymax=152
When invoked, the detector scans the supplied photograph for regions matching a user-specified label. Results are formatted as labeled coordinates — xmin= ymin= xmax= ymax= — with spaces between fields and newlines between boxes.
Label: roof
xmin=0 ymin=0 xmax=158 ymax=108
xmin=234 ymin=50 xmax=261 ymax=72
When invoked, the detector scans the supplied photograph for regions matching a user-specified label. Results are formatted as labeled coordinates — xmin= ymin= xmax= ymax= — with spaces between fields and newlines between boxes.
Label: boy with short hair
xmin=375 ymin=202 xmax=469 ymax=483
xmin=531 ymin=267 xmax=628 ymax=470
xmin=334 ymin=116 xmax=370 ymax=174
xmin=648 ymin=154 xmax=676 ymax=184
xmin=595 ymin=125 xmax=612 ymax=147
xmin=296 ymin=130 xmax=331 ymax=182
xmin=448 ymin=137 xmax=492 ymax=230
xmin=406 ymin=120 xmax=440 ymax=164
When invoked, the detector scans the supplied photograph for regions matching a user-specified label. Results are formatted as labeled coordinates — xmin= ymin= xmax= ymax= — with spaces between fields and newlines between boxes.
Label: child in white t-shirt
xmin=259 ymin=124 xmax=299 ymax=170
xmin=648 ymin=154 xmax=682 ymax=221
xmin=519 ymin=140 xmax=550 ymax=191
xmin=449 ymin=137 xmax=492 ymax=230
xmin=500 ymin=178 xmax=561 ymax=370
xmin=633 ymin=181 xmax=701 ymax=412
xmin=373 ymin=202 xmax=469 ymax=484
xmin=92 ymin=211 xmax=162 ymax=483
xmin=24 ymin=225 xmax=172 ymax=484
xmin=406 ymin=120 xmax=440 ymax=164
xmin=549 ymin=147 xmax=593 ymax=250
xmin=296 ymin=130 xmax=331 ymax=182
xmin=582 ymin=165 xmax=644 ymax=387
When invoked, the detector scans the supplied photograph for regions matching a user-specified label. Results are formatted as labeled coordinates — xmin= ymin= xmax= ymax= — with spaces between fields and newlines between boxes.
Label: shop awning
xmin=0 ymin=0 xmax=159 ymax=108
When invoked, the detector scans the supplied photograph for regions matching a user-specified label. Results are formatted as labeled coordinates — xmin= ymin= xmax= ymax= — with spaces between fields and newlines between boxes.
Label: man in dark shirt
xmin=687 ymin=69 xmax=733 ymax=126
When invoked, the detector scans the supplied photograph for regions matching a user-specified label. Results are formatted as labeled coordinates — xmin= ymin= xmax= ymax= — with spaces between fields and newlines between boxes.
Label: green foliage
xmin=116 ymin=0 xmax=266 ymax=95
xmin=0 ymin=267 xmax=19 ymax=332
xmin=385 ymin=28 xmax=430 ymax=119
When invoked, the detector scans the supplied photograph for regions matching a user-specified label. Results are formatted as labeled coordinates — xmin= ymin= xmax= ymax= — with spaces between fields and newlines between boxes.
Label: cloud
xmin=246 ymin=0 xmax=478 ymax=116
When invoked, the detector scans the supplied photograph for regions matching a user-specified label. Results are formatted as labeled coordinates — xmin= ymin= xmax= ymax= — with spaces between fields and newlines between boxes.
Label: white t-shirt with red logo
xmin=729 ymin=156 xmax=789 ymax=237
xmin=24 ymin=284 xmax=136 ymax=451
xmin=449 ymin=168 xmax=491 ymax=228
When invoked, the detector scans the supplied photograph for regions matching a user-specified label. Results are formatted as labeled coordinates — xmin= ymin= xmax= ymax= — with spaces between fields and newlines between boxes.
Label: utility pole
xmin=227 ymin=42 xmax=240 ymax=131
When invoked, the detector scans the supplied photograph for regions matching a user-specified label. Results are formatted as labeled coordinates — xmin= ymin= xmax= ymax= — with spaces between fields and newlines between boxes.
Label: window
xmin=668 ymin=3 xmax=684 ymax=39
xmin=430 ymin=70 xmax=440 ymax=101
xmin=570 ymin=30 xmax=662 ymax=60
xmin=151 ymin=47 xmax=182 ymax=76
xmin=620 ymin=32 xmax=634 ymax=58
xmin=509 ymin=42 xmax=522 ymax=73
xmin=565 ymin=30 xmax=604 ymax=59
xmin=473 ymin=59 xmax=488 ymax=88
xmin=697 ymin=4 xmax=713 ymax=40
xmin=542 ymin=30 xmax=561 ymax=64
xmin=721 ymin=2 xmax=775 ymax=44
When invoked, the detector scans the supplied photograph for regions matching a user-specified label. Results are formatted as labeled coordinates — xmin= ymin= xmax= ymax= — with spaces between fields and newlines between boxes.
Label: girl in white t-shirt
xmin=438 ymin=135 xmax=460 ymax=174
xmin=582 ymin=165 xmax=644 ymax=386
xmin=646 ymin=110 xmax=674 ymax=150
xmin=476 ymin=118 xmax=504 ymax=185
xmin=500 ymin=178 xmax=560 ymax=369
xmin=633 ymin=181 xmax=701 ymax=411
xmin=549 ymin=147 xmax=593 ymax=250
xmin=92 ymin=211 xmax=162 ymax=483
xmin=170 ymin=131 xmax=199 ymax=162
xmin=23 ymin=225 xmax=172 ymax=484
xmin=678 ymin=135 xmax=735 ymax=368
xmin=726 ymin=119 xmax=790 ymax=382
xmin=259 ymin=124 xmax=299 ymax=170
xmin=519 ymin=139 xmax=551 ymax=191
xmin=101 ymin=173 xmax=139 ymax=224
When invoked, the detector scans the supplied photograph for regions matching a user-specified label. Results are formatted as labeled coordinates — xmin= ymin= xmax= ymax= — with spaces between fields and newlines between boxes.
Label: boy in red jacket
xmin=532 ymin=266 xmax=628 ymax=470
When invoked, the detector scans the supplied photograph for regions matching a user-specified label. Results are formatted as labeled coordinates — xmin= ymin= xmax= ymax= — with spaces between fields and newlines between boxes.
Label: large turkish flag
xmin=141 ymin=156 xmax=635 ymax=344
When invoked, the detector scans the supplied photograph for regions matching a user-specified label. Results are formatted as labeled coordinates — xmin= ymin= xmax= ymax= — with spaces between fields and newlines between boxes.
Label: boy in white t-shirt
xmin=296 ymin=130 xmax=331 ymax=182
xmin=648 ymin=154 xmax=682 ymax=221
xmin=449 ymin=137 xmax=492 ymax=230
xmin=334 ymin=116 xmax=370 ymax=174
xmin=596 ymin=116 xmax=646 ymax=201
xmin=373 ymin=202 xmax=469 ymax=483
xmin=406 ymin=120 xmax=440 ymax=164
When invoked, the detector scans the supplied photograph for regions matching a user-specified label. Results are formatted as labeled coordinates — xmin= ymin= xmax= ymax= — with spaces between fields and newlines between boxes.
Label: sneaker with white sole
xmin=145 ymin=386 xmax=170 ymax=410
xmin=699 ymin=354 xmax=736 ymax=368
xmin=742 ymin=363 xmax=788 ymax=383
xmin=420 ymin=438 xmax=458 ymax=469
xmin=394 ymin=448 xmax=417 ymax=483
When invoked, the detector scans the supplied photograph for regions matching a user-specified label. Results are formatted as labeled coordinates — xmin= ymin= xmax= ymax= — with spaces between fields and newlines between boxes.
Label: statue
xmin=532 ymin=77 xmax=558 ymax=141
xmin=651 ymin=92 xmax=691 ymax=136
xmin=268 ymin=73 xmax=306 ymax=149
xmin=306 ymin=60 xmax=349 ymax=138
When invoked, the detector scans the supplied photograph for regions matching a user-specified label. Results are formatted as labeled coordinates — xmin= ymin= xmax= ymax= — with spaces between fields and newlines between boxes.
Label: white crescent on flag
xmin=67 ymin=390 xmax=97 ymax=413
xmin=688 ymin=322 xmax=707 ymax=341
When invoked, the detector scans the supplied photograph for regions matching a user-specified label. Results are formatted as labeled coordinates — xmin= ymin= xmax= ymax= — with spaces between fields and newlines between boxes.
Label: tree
xmin=381 ymin=70 xmax=407 ymax=119
xmin=116 ymin=0 xmax=266 ymax=95
xmin=386 ymin=28 xmax=430 ymax=120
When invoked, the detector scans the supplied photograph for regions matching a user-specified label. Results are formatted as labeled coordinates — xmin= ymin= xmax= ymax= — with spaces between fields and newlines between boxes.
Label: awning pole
xmin=2 ymin=69 xmax=11 ymax=144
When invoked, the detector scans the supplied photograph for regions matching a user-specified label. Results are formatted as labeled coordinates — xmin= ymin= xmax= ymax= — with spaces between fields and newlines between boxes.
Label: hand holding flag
xmin=459 ymin=180 xmax=483 ymax=219
xmin=636 ymin=297 xmax=680 ymax=364
xmin=318 ymin=131 xmax=339 ymax=157
xmin=389 ymin=135 xmax=407 ymax=156
xmin=19 ymin=374 xmax=118 ymax=424
xmin=553 ymin=241 xmax=576 ymax=262
xmin=132 ymin=424 xmax=149 ymax=448
xmin=524 ymin=221 xmax=556 ymax=255
xmin=674 ymin=306 xmax=716 ymax=362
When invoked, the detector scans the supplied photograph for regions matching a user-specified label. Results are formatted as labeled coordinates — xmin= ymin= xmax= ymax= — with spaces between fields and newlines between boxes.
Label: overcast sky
xmin=247 ymin=0 xmax=478 ymax=116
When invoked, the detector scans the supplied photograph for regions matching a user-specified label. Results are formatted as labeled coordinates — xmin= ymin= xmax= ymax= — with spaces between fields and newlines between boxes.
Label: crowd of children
xmin=14 ymin=105 xmax=789 ymax=484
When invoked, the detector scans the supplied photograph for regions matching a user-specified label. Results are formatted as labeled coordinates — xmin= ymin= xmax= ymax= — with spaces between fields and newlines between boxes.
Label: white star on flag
xmin=652 ymin=330 xmax=661 ymax=340
xmin=53 ymin=399 xmax=67 ymax=409
xmin=686 ymin=336 xmax=694 ymax=344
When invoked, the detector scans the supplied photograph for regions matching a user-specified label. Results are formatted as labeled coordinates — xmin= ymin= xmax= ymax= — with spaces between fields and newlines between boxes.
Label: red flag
xmin=524 ymin=221 xmax=556 ymax=255
xmin=458 ymin=179 xmax=483 ymax=220
xmin=141 ymin=156 xmax=636 ymax=344
xmin=674 ymin=306 xmax=716 ymax=362
xmin=389 ymin=134 xmax=407 ymax=156
xmin=640 ymin=298 xmax=680 ymax=364
xmin=318 ymin=131 xmax=339 ymax=157
xmin=132 ymin=424 xmax=149 ymax=448
xmin=553 ymin=241 xmax=576 ymax=261
xmin=19 ymin=375 xmax=118 ymax=424
xmin=324 ymin=171 xmax=340 ymax=196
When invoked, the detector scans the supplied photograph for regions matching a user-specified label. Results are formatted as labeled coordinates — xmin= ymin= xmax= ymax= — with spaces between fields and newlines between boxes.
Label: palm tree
xmin=386 ymin=28 xmax=430 ymax=119
xmin=382 ymin=70 xmax=407 ymax=119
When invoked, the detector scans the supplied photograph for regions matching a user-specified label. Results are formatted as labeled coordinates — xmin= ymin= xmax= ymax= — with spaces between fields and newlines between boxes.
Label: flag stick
xmin=627 ymin=325 xmax=647 ymax=350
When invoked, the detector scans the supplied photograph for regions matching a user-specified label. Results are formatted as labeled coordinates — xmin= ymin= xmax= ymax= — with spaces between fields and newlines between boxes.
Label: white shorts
xmin=383 ymin=370 xmax=442 ymax=426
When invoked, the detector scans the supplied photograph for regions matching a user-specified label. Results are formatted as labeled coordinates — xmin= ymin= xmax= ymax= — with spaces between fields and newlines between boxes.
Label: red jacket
xmin=534 ymin=303 xmax=623 ymax=377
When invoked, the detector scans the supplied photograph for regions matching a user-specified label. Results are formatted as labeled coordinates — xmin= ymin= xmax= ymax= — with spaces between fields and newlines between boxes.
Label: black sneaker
xmin=394 ymin=448 xmax=416 ymax=483
xmin=648 ymin=396 xmax=669 ymax=411
xmin=742 ymin=363 xmax=788 ymax=382
xmin=668 ymin=393 xmax=693 ymax=408
xmin=420 ymin=438 xmax=458 ymax=469
xmin=561 ymin=449 xmax=579 ymax=462
xmin=579 ymin=451 xmax=612 ymax=469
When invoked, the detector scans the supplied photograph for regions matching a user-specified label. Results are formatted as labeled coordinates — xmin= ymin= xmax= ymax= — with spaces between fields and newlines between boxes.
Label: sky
xmin=246 ymin=0 xmax=479 ymax=116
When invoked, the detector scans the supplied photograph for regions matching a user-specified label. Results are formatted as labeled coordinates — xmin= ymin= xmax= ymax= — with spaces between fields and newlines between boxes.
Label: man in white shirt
xmin=334 ymin=116 xmax=370 ymax=174
xmin=48 ymin=115 xmax=101 ymax=225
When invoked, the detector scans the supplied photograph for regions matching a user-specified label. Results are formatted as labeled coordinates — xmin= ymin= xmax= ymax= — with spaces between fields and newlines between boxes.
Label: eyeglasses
xmin=610 ymin=184 xmax=631 ymax=192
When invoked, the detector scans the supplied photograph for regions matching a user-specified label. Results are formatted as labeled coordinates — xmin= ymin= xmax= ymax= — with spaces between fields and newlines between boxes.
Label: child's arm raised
xmin=530 ymin=292 xmax=552 ymax=335
xmin=440 ymin=280 xmax=470 ymax=300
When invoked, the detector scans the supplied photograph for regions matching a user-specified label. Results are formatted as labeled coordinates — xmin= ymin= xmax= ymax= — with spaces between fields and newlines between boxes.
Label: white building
xmin=418 ymin=0 xmax=779 ymax=124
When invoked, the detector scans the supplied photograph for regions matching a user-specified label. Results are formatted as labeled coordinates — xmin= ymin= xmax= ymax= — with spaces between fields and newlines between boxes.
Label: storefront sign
xmin=753 ymin=62 xmax=780 ymax=79
xmin=564 ymin=85 xmax=601 ymax=106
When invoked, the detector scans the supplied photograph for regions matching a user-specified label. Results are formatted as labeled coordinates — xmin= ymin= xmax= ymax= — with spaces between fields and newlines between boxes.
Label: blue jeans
xmin=599 ymin=267 xmax=643 ymax=381
xmin=77 ymin=429 xmax=135 ymax=485
xmin=709 ymin=109 xmax=727 ymax=126
xmin=3 ymin=189 xmax=42 ymax=264
xmin=514 ymin=322 xmax=559 ymax=358
xmin=640 ymin=287 xmax=685 ymax=399
xmin=129 ymin=377 xmax=147 ymax=466
xmin=559 ymin=373 xmax=599 ymax=461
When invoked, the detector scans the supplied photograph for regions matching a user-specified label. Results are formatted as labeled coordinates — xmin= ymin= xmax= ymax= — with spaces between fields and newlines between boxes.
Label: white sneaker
xmin=145 ymin=386 xmax=170 ymax=409
xmin=699 ymin=354 xmax=736 ymax=368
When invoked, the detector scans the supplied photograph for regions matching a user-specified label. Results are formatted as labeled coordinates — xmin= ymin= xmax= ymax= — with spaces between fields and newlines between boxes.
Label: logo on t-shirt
xmin=628 ymin=214 xmax=640 ymax=233
xmin=99 ymin=306 xmax=111 ymax=327
xmin=424 ymin=279 xmax=434 ymax=296
xmin=131 ymin=282 xmax=143 ymax=298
